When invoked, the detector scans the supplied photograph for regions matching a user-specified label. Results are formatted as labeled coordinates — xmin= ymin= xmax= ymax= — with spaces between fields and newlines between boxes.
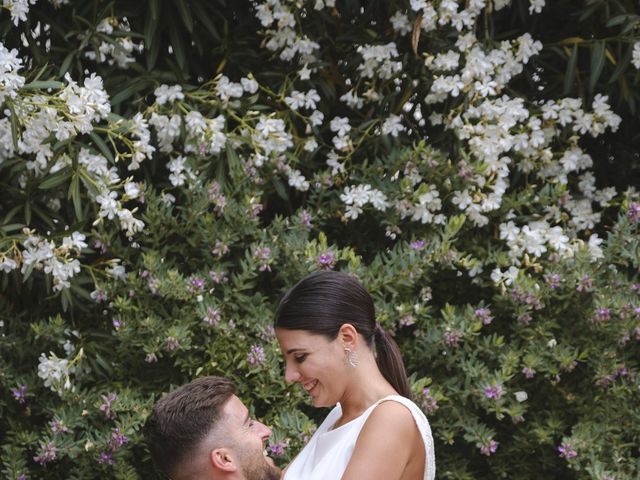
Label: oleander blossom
xmin=37 ymin=352 xmax=75 ymax=393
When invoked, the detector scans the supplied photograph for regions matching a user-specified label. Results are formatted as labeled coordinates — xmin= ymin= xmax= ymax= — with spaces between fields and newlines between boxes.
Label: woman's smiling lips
xmin=302 ymin=379 xmax=318 ymax=393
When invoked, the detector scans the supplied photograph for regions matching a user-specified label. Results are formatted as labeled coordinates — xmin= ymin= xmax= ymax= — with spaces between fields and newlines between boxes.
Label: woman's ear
xmin=210 ymin=447 xmax=238 ymax=473
xmin=338 ymin=323 xmax=358 ymax=349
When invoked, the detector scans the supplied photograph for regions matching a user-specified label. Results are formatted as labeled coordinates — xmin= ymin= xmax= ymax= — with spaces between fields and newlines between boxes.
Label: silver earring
xmin=344 ymin=348 xmax=358 ymax=368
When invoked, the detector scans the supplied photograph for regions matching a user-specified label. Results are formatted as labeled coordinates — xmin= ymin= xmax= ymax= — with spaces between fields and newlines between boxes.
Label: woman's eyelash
xmin=294 ymin=354 xmax=307 ymax=363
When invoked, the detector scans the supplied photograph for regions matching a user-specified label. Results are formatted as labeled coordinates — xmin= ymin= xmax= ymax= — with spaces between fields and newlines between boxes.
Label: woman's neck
xmin=336 ymin=354 xmax=397 ymax=425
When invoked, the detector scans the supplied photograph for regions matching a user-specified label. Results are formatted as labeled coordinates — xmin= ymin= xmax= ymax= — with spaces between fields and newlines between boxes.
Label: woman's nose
xmin=284 ymin=362 xmax=300 ymax=383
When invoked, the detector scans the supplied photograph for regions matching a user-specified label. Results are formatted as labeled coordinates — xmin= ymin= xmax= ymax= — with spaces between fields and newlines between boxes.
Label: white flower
xmin=390 ymin=11 xmax=411 ymax=35
xmin=154 ymin=84 xmax=184 ymax=105
xmin=515 ymin=391 xmax=528 ymax=402
xmin=287 ymin=169 xmax=309 ymax=191
xmin=633 ymin=42 xmax=640 ymax=70
xmin=330 ymin=116 xmax=351 ymax=136
xmin=382 ymin=115 xmax=405 ymax=137
xmin=215 ymin=75 xmax=244 ymax=102
xmin=0 ymin=256 xmax=18 ymax=273
xmin=529 ymin=0 xmax=545 ymax=14
xmin=38 ymin=352 xmax=75 ymax=393
xmin=241 ymin=76 xmax=259 ymax=94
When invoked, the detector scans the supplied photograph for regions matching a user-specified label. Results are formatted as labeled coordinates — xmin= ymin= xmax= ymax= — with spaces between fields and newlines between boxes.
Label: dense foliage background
xmin=1 ymin=0 xmax=639 ymax=478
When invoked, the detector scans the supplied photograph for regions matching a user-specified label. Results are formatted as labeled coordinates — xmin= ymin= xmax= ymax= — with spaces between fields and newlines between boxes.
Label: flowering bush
xmin=1 ymin=0 xmax=639 ymax=478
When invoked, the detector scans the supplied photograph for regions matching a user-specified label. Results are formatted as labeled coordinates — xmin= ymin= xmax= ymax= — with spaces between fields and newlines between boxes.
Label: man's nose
xmin=284 ymin=363 xmax=300 ymax=383
xmin=257 ymin=420 xmax=272 ymax=440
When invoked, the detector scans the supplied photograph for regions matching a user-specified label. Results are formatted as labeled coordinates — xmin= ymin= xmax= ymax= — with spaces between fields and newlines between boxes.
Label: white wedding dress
xmin=283 ymin=395 xmax=435 ymax=480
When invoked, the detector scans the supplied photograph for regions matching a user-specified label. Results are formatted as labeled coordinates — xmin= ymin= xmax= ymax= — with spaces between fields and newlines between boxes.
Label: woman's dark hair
xmin=274 ymin=271 xmax=411 ymax=398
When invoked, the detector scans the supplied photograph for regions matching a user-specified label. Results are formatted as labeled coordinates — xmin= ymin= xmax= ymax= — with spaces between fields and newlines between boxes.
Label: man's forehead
xmin=222 ymin=394 xmax=249 ymax=423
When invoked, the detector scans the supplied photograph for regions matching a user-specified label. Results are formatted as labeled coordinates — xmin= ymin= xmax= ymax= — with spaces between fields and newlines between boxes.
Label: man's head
xmin=143 ymin=376 xmax=281 ymax=480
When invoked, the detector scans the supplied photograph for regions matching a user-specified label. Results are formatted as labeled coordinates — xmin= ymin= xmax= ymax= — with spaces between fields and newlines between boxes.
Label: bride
xmin=274 ymin=271 xmax=435 ymax=480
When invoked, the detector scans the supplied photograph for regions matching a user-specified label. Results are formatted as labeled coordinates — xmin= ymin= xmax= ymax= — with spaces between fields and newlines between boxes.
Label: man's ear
xmin=210 ymin=447 xmax=238 ymax=473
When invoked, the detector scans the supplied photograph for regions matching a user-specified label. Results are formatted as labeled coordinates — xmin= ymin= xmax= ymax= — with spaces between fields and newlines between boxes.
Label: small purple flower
xmin=33 ymin=441 xmax=57 ymax=465
xmin=145 ymin=352 xmax=158 ymax=363
xmin=268 ymin=441 xmax=287 ymax=456
xmin=17 ymin=474 xmax=27 ymax=480
xmin=112 ymin=318 xmax=123 ymax=330
xmin=594 ymin=307 xmax=611 ymax=322
xmin=475 ymin=307 xmax=493 ymax=325
xmin=576 ymin=274 xmax=593 ymax=292
xmin=299 ymin=210 xmax=312 ymax=228
xmin=212 ymin=241 xmax=230 ymax=258
xmin=443 ymin=328 xmax=462 ymax=347
xmin=544 ymin=273 xmax=561 ymax=289
xmin=253 ymin=247 xmax=272 ymax=272
xmin=50 ymin=420 xmax=69 ymax=435
xmin=91 ymin=289 xmax=108 ymax=303
xmin=189 ymin=276 xmax=206 ymax=293
xmin=627 ymin=202 xmax=640 ymax=223
xmin=410 ymin=240 xmax=426 ymax=251
xmin=421 ymin=388 xmax=439 ymax=414
xmin=209 ymin=270 xmax=228 ymax=284
xmin=166 ymin=336 xmax=180 ymax=352
xmin=522 ymin=366 xmax=536 ymax=379
xmin=480 ymin=439 xmax=499 ymax=456
xmin=247 ymin=345 xmax=266 ymax=367
xmin=484 ymin=384 xmax=504 ymax=400
xmin=203 ymin=307 xmax=221 ymax=327
xmin=399 ymin=314 xmax=415 ymax=327
xmin=11 ymin=385 xmax=27 ymax=404
xmin=100 ymin=393 xmax=117 ymax=420
xmin=97 ymin=451 xmax=114 ymax=465
xmin=260 ymin=325 xmax=276 ymax=341
xmin=316 ymin=252 xmax=335 ymax=270
xmin=558 ymin=442 xmax=577 ymax=459
xmin=108 ymin=428 xmax=129 ymax=451
xmin=517 ymin=313 xmax=532 ymax=325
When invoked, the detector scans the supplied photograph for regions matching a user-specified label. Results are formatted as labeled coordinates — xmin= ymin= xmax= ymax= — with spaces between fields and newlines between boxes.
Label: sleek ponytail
xmin=274 ymin=271 xmax=412 ymax=399
xmin=374 ymin=325 xmax=411 ymax=398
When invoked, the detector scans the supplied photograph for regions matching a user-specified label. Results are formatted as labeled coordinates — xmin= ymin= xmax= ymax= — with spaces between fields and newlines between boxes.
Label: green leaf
xmin=22 ymin=80 xmax=64 ymax=90
xmin=144 ymin=12 xmax=158 ymax=49
xmin=589 ymin=41 xmax=606 ymax=92
xmin=89 ymin=131 xmax=115 ymax=163
xmin=191 ymin=1 xmax=221 ymax=40
xmin=175 ymin=0 xmax=194 ymax=33
xmin=605 ymin=15 xmax=628 ymax=28
xmin=38 ymin=169 xmax=71 ymax=190
xmin=563 ymin=44 xmax=579 ymax=95
xmin=608 ymin=44 xmax=632 ymax=84
xmin=149 ymin=0 xmax=159 ymax=20
xmin=69 ymin=174 xmax=83 ymax=221
xmin=168 ymin=20 xmax=187 ymax=70
xmin=58 ymin=51 xmax=76 ymax=77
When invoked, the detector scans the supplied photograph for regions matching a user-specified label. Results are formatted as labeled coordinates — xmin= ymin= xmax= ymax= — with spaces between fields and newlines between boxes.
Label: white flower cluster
xmin=253 ymin=115 xmax=293 ymax=157
xmin=167 ymin=155 xmax=197 ymax=188
xmin=632 ymin=42 xmax=640 ymax=70
xmin=84 ymin=17 xmax=142 ymax=69
xmin=19 ymin=229 xmax=86 ymax=291
xmin=398 ymin=184 xmax=447 ymax=225
xmin=499 ymin=219 xmax=604 ymax=262
xmin=2 ymin=0 xmax=69 ymax=26
xmin=255 ymin=0 xmax=322 ymax=66
xmin=216 ymin=75 xmax=258 ymax=104
xmin=184 ymin=111 xmax=227 ymax=156
xmin=7 ymin=72 xmax=111 ymax=175
xmin=0 ymin=42 xmax=25 ymax=103
xmin=340 ymin=184 xmax=389 ymax=219
xmin=37 ymin=351 xmax=75 ymax=393
xmin=154 ymin=84 xmax=185 ymax=106
xmin=357 ymin=43 xmax=402 ymax=80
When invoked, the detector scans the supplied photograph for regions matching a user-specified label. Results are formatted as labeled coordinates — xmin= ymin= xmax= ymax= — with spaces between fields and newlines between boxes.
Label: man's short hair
xmin=143 ymin=376 xmax=236 ymax=477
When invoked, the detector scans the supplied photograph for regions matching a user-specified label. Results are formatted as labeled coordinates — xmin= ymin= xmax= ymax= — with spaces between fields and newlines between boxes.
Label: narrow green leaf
xmin=58 ymin=51 xmax=75 ymax=77
xmin=563 ymin=44 xmax=579 ymax=95
xmin=589 ymin=41 xmax=606 ymax=92
xmin=147 ymin=33 xmax=160 ymax=70
xmin=273 ymin=178 xmax=289 ymax=202
xmin=144 ymin=12 xmax=158 ymax=49
xmin=149 ymin=0 xmax=159 ymax=20
xmin=31 ymin=204 xmax=55 ymax=230
xmin=608 ymin=44 xmax=632 ymax=84
xmin=175 ymin=0 xmax=194 ymax=33
xmin=605 ymin=14 xmax=628 ymax=28
xmin=69 ymin=174 xmax=83 ymax=221
xmin=89 ymin=131 xmax=114 ymax=163
xmin=22 ymin=80 xmax=64 ymax=90
xmin=7 ymin=102 xmax=19 ymax=150
xmin=38 ymin=169 xmax=71 ymax=190
xmin=24 ymin=201 xmax=31 ymax=226
xmin=168 ymin=21 xmax=187 ymax=70
xmin=191 ymin=1 xmax=221 ymax=40
xmin=0 ymin=223 xmax=24 ymax=234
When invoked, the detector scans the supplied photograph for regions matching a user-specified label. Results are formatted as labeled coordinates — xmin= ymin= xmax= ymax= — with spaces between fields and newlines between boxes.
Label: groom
xmin=144 ymin=376 xmax=281 ymax=480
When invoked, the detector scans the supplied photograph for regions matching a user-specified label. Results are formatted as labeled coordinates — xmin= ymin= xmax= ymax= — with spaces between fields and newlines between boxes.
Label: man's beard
xmin=238 ymin=448 xmax=281 ymax=480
